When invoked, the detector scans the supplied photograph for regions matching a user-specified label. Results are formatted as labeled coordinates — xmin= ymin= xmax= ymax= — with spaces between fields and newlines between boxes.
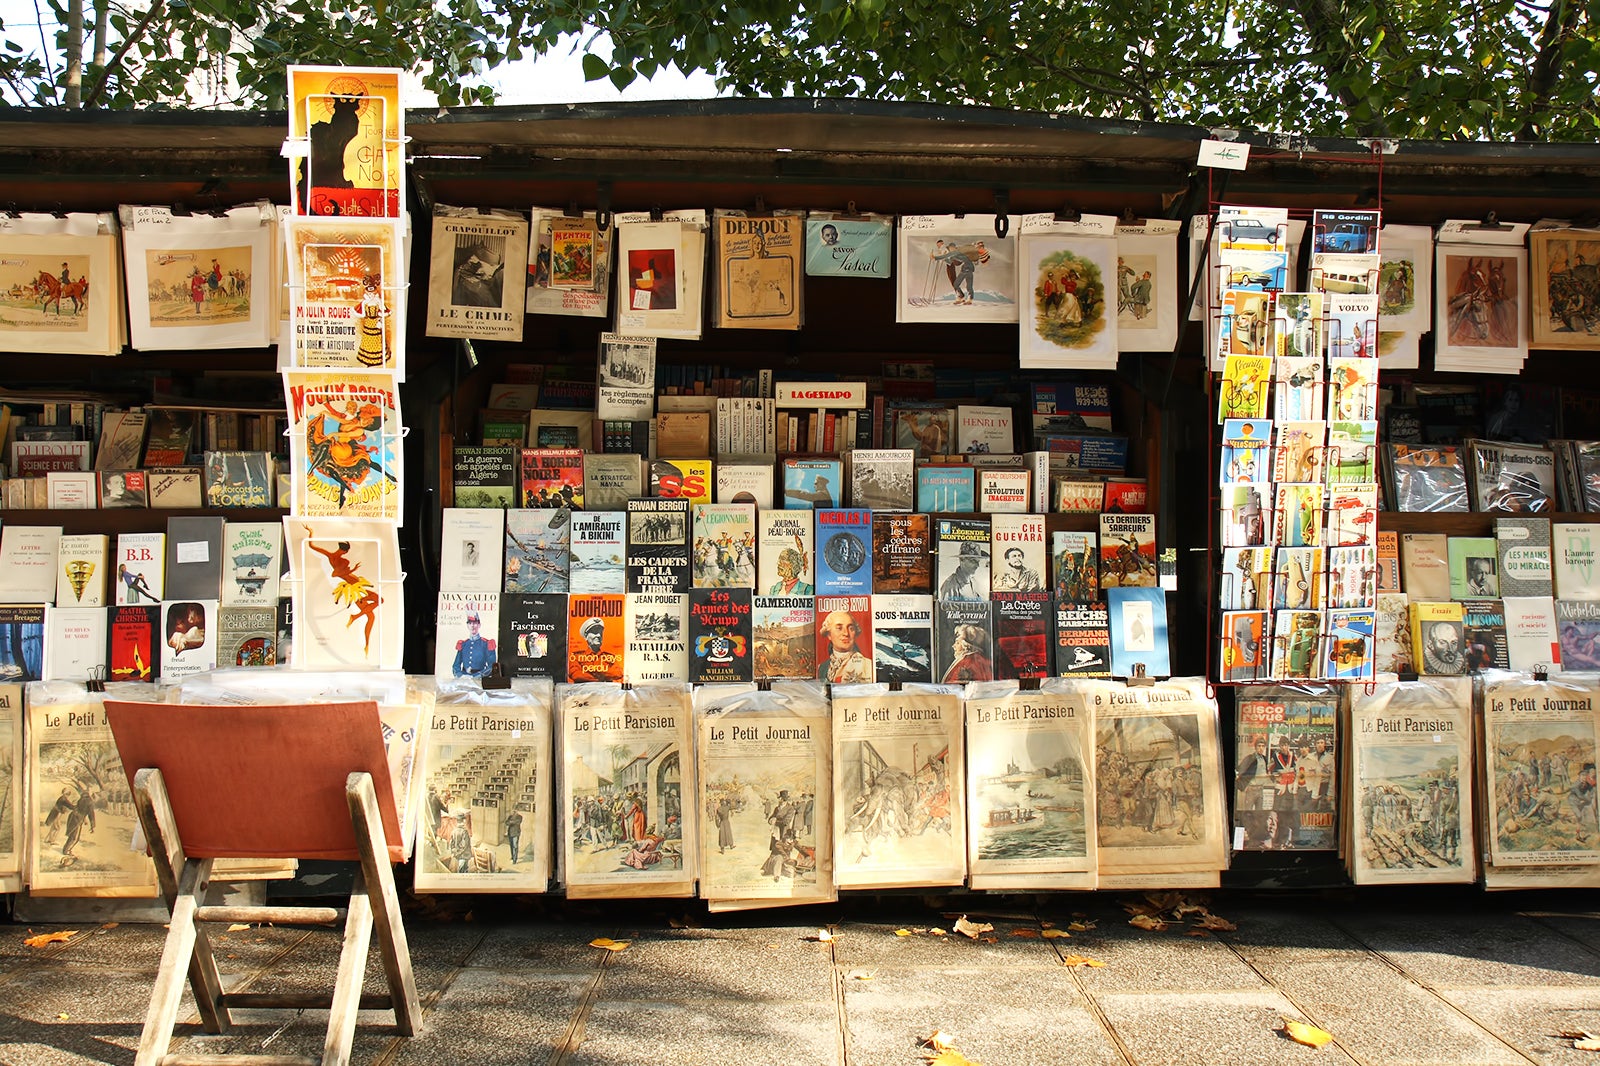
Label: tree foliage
xmin=1 ymin=0 xmax=1595 ymax=140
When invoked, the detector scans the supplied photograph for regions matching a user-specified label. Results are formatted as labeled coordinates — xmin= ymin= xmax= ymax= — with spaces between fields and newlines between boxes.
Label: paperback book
xmin=504 ymin=508 xmax=571 ymax=594
xmin=752 ymin=596 xmax=815 ymax=680
xmin=568 ymin=511 xmax=627 ymax=594
xmin=625 ymin=497 xmax=691 ymax=593
xmin=567 ymin=593 xmax=626 ymax=682
xmin=872 ymin=513 xmax=932 ymax=594
xmin=934 ymin=599 xmax=994 ymax=684
xmin=1053 ymin=603 xmax=1110 ymax=676
xmin=691 ymin=503 xmax=757 ymax=589
xmin=687 ymin=587 xmax=754 ymax=683
xmin=814 ymin=509 xmax=873 ymax=596
xmin=934 ymin=518 xmax=992 ymax=601
xmin=499 ymin=593 xmax=568 ymax=679
xmin=757 ymin=510 xmax=816 ymax=596
xmin=992 ymin=591 xmax=1052 ymax=679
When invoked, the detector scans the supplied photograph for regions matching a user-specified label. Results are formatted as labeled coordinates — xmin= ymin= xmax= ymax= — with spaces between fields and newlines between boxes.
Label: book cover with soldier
xmin=1233 ymin=687 xmax=1338 ymax=852
xmin=871 ymin=513 xmax=931 ymax=594
xmin=688 ymin=587 xmax=754 ymax=684
xmin=567 ymin=593 xmax=626 ymax=683
xmin=504 ymin=508 xmax=570 ymax=594
xmin=1482 ymin=672 xmax=1600 ymax=869
xmin=451 ymin=446 xmax=517 ymax=508
xmin=435 ymin=592 xmax=501 ymax=681
xmin=752 ymin=596 xmax=815 ymax=680
xmin=499 ymin=593 xmax=568 ymax=680
xmin=1051 ymin=530 xmax=1099 ymax=605
xmin=1098 ymin=512 xmax=1156 ymax=589
xmin=519 ymin=447 xmax=584 ymax=509
xmin=848 ymin=447 xmax=915 ymax=510
xmin=934 ymin=517 xmax=991 ymax=601
xmin=625 ymin=497 xmax=691 ymax=594
xmin=691 ymin=503 xmax=757 ymax=589
xmin=1053 ymin=603 xmax=1110 ymax=677
xmin=625 ymin=592 xmax=688 ymax=682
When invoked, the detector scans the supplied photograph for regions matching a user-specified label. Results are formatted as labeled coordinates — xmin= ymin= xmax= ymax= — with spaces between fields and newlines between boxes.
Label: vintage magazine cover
xmin=414 ymin=680 xmax=554 ymax=894
xmin=716 ymin=214 xmax=802 ymax=330
xmin=120 ymin=205 xmax=274 ymax=351
xmin=283 ymin=368 xmax=403 ymax=522
xmin=0 ymin=214 xmax=122 ymax=356
xmin=695 ymin=682 xmax=835 ymax=908
xmin=287 ymin=65 xmax=404 ymax=217
xmin=615 ymin=213 xmax=707 ymax=339
xmin=832 ymin=684 xmax=965 ymax=889
xmin=0 ymin=683 xmax=19 ymax=881
xmin=560 ymin=682 xmax=696 ymax=898
xmin=425 ymin=208 xmax=529 ymax=341
xmin=284 ymin=215 xmax=407 ymax=377
xmin=805 ymin=215 xmax=891 ymax=278
xmin=964 ymin=680 xmax=1096 ymax=890
xmin=1233 ymin=686 xmax=1338 ymax=851
xmin=895 ymin=215 xmax=1018 ymax=324
xmin=1348 ymin=676 xmax=1476 ymax=884
xmin=1074 ymin=677 xmax=1226 ymax=884
xmin=27 ymin=681 xmax=157 ymax=893
xmin=1482 ymin=670 xmax=1600 ymax=869
xmin=595 ymin=332 xmax=656 ymax=420
xmin=526 ymin=207 xmax=612 ymax=318
xmin=284 ymin=517 xmax=404 ymax=671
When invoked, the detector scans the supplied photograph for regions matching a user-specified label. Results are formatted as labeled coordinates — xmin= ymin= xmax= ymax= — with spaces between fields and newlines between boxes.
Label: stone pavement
xmin=5 ymin=893 xmax=1600 ymax=1065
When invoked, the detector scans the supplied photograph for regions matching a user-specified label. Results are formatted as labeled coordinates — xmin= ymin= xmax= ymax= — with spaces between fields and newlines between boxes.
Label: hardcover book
xmin=568 ymin=511 xmax=627 ymax=594
xmin=934 ymin=517 xmax=992 ymax=601
xmin=164 ymin=516 xmax=224 ymax=601
xmin=992 ymin=590 xmax=1051 ymax=679
xmin=814 ymin=508 xmax=873 ymax=596
xmin=934 ymin=598 xmax=993 ymax=683
xmin=625 ymin=497 xmax=691 ymax=594
xmin=752 ymin=596 xmax=815 ymax=679
xmin=687 ymin=586 xmax=754 ymax=683
xmin=1098 ymin=512 xmax=1156 ymax=589
xmin=567 ymin=592 xmax=626 ymax=682
xmin=691 ymin=503 xmax=757 ymax=588
xmin=870 ymin=593 xmax=935 ymax=684
xmin=221 ymin=522 xmax=282 ymax=607
xmin=871 ymin=513 xmax=932 ymax=594
xmin=815 ymin=594 xmax=873 ymax=684
xmin=504 ymin=508 xmax=571 ymax=594
xmin=499 ymin=592 xmax=569 ymax=679
xmin=957 ymin=404 xmax=1015 ymax=454
xmin=625 ymin=591 xmax=689 ymax=682
xmin=55 ymin=533 xmax=108 ymax=608
xmin=1052 ymin=475 xmax=1105 ymax=514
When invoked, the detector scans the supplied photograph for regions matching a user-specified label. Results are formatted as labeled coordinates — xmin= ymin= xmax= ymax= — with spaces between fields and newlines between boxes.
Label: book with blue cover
xmin=813 ymin=508 xmax=873 ymax=595
xmin=1106 ymin=587 xmax=1169 ymax=677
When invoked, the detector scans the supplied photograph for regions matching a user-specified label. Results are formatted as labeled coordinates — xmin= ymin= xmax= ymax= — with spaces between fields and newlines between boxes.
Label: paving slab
xmin=387 ymin=967 xmax=591 ymax=1065
xmin=596 ymin=930 xmax=835 ymax=1003
xmin=830 ymin=921 xmax=1062 ymax=971
xmin=568 ymin=999 xmax=841 ymax=1066
xmin=1063 ymin=927 xmax=1270 ymax=994
xmin=1338 ymin=911 xmax=1600 ymax=989
xmin=1446 ymin=987 xmax=1600 ymax=1066
xmin=1094 ymin=990 xmax=1353 ymax=1066
xmin=462 ymin=920 xmax=619 ymax=971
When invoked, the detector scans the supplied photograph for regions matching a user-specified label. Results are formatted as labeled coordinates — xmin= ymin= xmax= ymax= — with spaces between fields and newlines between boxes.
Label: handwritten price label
xmin=1198 ymin=139 xmax=1251 ymax=171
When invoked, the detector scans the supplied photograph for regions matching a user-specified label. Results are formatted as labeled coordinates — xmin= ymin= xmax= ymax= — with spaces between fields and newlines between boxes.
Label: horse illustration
xmin=35 ymin=271 xmax=89 ymax=315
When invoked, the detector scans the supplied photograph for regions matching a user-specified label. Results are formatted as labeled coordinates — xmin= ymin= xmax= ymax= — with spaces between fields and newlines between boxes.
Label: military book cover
xmin=625 ymin=591 xmax=688 ymax=682
xmin=499 ymin=592 xmax=569 ymax=679
xmin=1098 ymin=512 xmax=1157 ymax=589
xmin=691 ymin=502 xmax=757 ymax=588
xmin=992 ymin=590 xmax=1051 ymax=680
xmin=688 ymin=586 xmax=754 ymax=683
xmin=568 ymin=510 xmax=627 ymax=594
xmin=519 ymin=447 xmax=584 ymax=508
xmin=871 ymin=512 xmax=931 ymax=594
xmin=504 ymin=507 xmax=571 ymax=594
xmin=435 ymin=591 xmax=501 ymax=680
xmin=752 ymin=596 xmax=815 ymax=679
xmin=452 ymin=445 xmax=517 ymax=507
xmin=871 ymin=593 xmax=935 ymax=684
xmin=626 ymin=497 xmax=691 ymax=593
xmin=1053 ymin=603 xmax=1110 ymax=677
xmin=1051 ymin=530 xmax=1099 ymax=604
xmin=933 ymin=517 xmax=991 ymax=601
xmin=583 ymin=452 xmax=644 ymax=509
xmin=566 ymin=592 xmax=625 ymax=682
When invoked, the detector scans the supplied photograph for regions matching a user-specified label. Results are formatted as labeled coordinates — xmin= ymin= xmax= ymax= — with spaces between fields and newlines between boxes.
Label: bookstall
xmin=1 ymin=89 xmax=1600 ymax=906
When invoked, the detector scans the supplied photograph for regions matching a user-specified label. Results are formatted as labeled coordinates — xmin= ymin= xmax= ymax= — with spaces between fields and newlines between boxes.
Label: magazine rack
xmin=104 ymin=699 xmax=421 ymax=1066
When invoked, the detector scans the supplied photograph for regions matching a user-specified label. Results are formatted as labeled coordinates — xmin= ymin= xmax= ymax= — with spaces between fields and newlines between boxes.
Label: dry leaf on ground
xmin=56 ymin=1012 xmax=69 ymax=1020
xmin=895 ymin=929 xmax=913 ymax=937
xmin=1128 ymin=914 xmax=1167 ymax=932
xmin=804 ymin=929 xmax=835 ymax=942
xmin=922 ymin=1030 xmax=956 ymax=1052
xmin=24 ymin=931 xmax=77 ymax=948
xmin=1042 ymin=929 xmax=1069 ymax=939
xmin=1068 ymin=920 xmax=1096 ymax=932
xmin=929 ymin=927 xmax=947 ymax=936
xmin=952 ymin=916 xmax=994 ymax=939
xmin=588 ymin=937 xmax=630 ymax=952
xmin=1010 ymin=928 xmax=1039 ymax=939
xmin=1186 ymin=930 xmax=1211 ymax=938
xmin=227 ymin=923 xmax=251 ymax=932
xmin=844 ymin=968 xmax=877 ymax=982
xmin=1060 ymin=954 xmax=1107 ymax=968
xmin=1282 ymin=1018 xmax=1334 ymax=1048
xmin=923 ymin=1050 xmax=981 ymax=1066
xmin=100 ymin=922 xmax=118 ymax=930
xmin=1193 ymin=914 xmax=1237 ymax=931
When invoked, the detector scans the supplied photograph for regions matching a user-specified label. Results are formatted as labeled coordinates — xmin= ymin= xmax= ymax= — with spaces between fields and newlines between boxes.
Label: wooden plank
xmin=321 ymin=868 xmax=374 ymax=1066
xmin=195 ymin=906 xmax=340 ymax=926
xmin=159 ymin=1054 xmax=318 ymax=1066
xmin=345 ymin=771 xmax=422 ymax=1037
xmin=134 ymin=858 xmax=213 ymax=1066
xmin=220 ymin=993 xmax=392 ymax=1011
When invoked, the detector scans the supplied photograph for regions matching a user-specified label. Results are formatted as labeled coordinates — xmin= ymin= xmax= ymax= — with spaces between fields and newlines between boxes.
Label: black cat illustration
xmin=297 ymin=94 xmax=361 ymax=211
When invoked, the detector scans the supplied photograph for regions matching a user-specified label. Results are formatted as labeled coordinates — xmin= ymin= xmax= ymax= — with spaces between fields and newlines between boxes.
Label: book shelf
xmin=1379 ymin=511 xmax=1600 ymax=535
xmin=0 ymin=507 xmax=286 ymax=536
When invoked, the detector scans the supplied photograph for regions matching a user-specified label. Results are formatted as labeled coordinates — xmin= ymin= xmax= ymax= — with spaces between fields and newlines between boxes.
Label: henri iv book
xmin=626 ymin=497 xmax=691 ymax=593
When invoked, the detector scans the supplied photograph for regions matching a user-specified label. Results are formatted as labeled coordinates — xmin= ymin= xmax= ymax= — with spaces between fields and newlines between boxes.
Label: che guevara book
xmin=1233 ymin=686 xmax=1338 ymax=852
xmin=284 ymin=517 xmax=404 ymax=671
xmin=283 ymin=368 xmax=403 ymax=522
xmin=561 ymin=682 xmax=697 ymax=898
xmin=567 ymin=592 xmax=626 ymax=683
xmin=499 ymin=593 xmax=568 ymax=680
xmin=568 ymin=511 xmax=627 ymax=594
xmin=625 ymin=592 xmax=688 ymax=683
xmin=1348 ymin=677 xmax=1475 ymax=885
xmin=872 ymin=513 xmax=932 ymax=594
xmin=414 ymin=682 xmax=554 ymax=894
xmin=626 ymin=497 xmax=691 ymax=594
xmin=688 ymin=587 xmax=754 ymax=684
xmin=832 ymin=684 xmax=965 ymax=889
xmin=503 ymin=508 xmax=571 ymax=594
xmin=695 ymin=681 xmax=834 ymax=908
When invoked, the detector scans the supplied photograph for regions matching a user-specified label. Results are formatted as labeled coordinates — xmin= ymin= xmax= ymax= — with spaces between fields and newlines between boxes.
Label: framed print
xmin=1434 ymin=244 xmax=1529 ymax=372
xmin=1530 ymin=222 xmax=1600 ymax=350
xmin=1115 ymin=223 xmax=1180 ymax=352
xmin=896 ymin=215 xmax=1018 ymax=324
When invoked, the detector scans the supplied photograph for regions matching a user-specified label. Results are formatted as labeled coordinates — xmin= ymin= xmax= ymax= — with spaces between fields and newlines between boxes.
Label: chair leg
xmin=322 ymin=868 xmax=374 ymax=1066
xmin=346 ymin=772 xmax=422 ymax=1036
xmin=133 ymin=857 xmax=213 ymax=1066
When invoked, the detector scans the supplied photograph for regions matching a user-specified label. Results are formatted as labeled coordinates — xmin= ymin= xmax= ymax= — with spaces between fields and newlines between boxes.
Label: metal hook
xmin=595 ymin=180 xmax=613 ymax=230
xmin=993 ymin=189 xmax=1009 ymax=239
xmin=649 ymin=204 xmax=664 ymax=222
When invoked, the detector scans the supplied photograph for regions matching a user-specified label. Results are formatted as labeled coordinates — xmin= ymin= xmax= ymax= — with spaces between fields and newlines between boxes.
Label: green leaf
xmin=581 ymin=50 xmax=609 ymax=80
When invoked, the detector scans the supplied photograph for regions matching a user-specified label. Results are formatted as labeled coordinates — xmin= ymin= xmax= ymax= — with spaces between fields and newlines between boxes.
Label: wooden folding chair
xmin=105 ymin=700 xmax=423 ymax=1066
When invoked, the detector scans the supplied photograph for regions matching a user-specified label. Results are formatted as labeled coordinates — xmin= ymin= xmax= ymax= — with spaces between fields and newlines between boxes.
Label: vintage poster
xmin=414 ymin=681 xmax=553 ymax=894
xmin=1018 ymin=217 xmax=1120 ymax=369
xmin=1233 ymin=686 xmax=1338 ymax=851
xmin=716 ymin=214 xmax=802 ymax=330
xmin=526 ymin=208 xmax=612 ymax=318
xmin=120 ymin=205 xmax=274 ymax=351
xmin=284 ymin=215 xmax=407 ymax=377
xmin=805 ymin=215 xmax=891 ymax=278
xmin=1080 ymin=677 xmax=1226 ymax=884
xmin=1530 ymin=223 xmax=1600 ymax=350
xmin=287 ymin=65 xmax=404 ymax=218
xmin=1378 ymin=223 xmax=1433 ymax=334
xmin=0 ymin=214 xmax=122 ymax=355
xmin=27 ymin=683 xmax=157 ymax=893
xmin=614 ymin=211 xmax=707 ymax=339
xmin=696 ymin=682 xmax=834 ymax=908
xmin=560 ymin=682 xmax=696 ymax=898
xmin=1114 ymin=223 xmax=1180 ymax=352
xmin=896 ymin=214 xmax=1018 ymax=324
xmin=964 ymin=680 xmax=1095 ymax=890
xmin=1433 ymin=225 xmax=1530 ymax=372
xmin=0 ymin=684 xmax=19 ymax=881
xmin=284 ymin=517 xmax=405 ymax=672
xmin=426 ymin=209 xmax=529 ymax=342
xmin=832 ymin=684 xmax=965 ymax=889
xmin=283 ymin=368 xmax=403 ymax=522
xmin=1348 ymin=676 xmax=1476 ymax=884
xmin=1482 ymin=671 xmax=1600 ymax=869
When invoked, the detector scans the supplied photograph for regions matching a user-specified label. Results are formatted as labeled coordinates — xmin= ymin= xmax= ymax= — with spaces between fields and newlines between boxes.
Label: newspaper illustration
xmin=1482 ymin=671 xmax=1600 ymax=869
xmin=0 ymin=683 xmax=20 ymax=880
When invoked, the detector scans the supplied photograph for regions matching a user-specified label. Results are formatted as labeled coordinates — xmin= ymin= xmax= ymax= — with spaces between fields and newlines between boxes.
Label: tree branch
xmin=81 ymin=0 xmax=162 ymax=106
xmin=1288 ymin=0 xmax=1364 ymax=111
xmin=31 ymin=0 xmax=57 ymax=102
xmin=1518 ymin=0 xmax=1582 ymax=138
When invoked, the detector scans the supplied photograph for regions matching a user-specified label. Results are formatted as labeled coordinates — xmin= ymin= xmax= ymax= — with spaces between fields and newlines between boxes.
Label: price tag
xmin=1198 ymin=139 xmax=1251 ymax=171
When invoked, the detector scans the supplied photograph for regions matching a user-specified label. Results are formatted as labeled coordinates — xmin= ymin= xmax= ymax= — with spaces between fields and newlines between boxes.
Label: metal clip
xmin=993 ymin=189 xmax=1009 ymax=238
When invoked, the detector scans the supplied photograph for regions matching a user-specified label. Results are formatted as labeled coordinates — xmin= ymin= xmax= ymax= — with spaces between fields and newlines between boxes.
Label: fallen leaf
xmin=56 ymin=1012 xmax=69 ymax=1021
xmin=24 ymin=931 xmax=78 ymax=948
xmin=1186 ymin=930 xmax=1211 ymax=938
xmin=226 ymin=953 xmax=238 ymax=959
xmin=1068 ymin=920 xmax=1096 ymax=932
xmin=1579 ymin=1035 xmax=1600 ymax=1053
xmin=1041 ymin=929 xmax=1070 ymax=939
xmin=895 ymin=929 xmax=913 ymax=937
xmin=922 ymin=1030 xmax=957 ymax=1052
xmin=844 ymin=968 xmax=876 ymax=982
xmin=1558 ymin=1029 xmax=1599 ymax=1040
xmin=952 ymin=916 xmax=994 ymax=939
xmin=100 ymin=922 xmax=118 ymax=930
xmin=588 ymin=937 xmax=630 ymax=952
xmin=923 ymin=1051 xmax=981 ymax=1066
xmin=979 ymin=936 xmax=998 ymax=943
xmin=1010 ymin=928 xmax=1040 ymax=939
xmin=1040 ymin=920 xmax=1056 ymax=929
xmin=1128 ymin=914 xmax=1167 ymax=932
xmin=804 ymin=929 xmax=835 ymax=942
xmin=227 ymin=923 xmax=251 ymax=932
xmin=1060 ymin=954 xmax=1107 ymax=968
xmin=1194 ymin=914 xmax=1237 ymax=931
xmin=1282 ymin=1019 xmax=1334 ymax=1048
xmin=929 ymin=927 xmax=947 ymax=936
